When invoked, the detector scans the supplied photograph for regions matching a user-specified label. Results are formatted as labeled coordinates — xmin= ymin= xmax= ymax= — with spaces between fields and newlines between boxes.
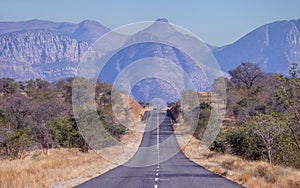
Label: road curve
xmin=75 ymin=110 xmax=244 ymax=188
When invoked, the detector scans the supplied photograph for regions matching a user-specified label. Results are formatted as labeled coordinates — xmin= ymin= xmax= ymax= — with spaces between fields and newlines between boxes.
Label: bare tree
xmin=4 ymin=94 xmax=32 ymax=129
xmin=229 ymin=62 xmax=264 ymax=95
xmin=249 ymin=113 xmax=285 ymax=164
xmin=34 ymin=122 xmax=53 ymax=154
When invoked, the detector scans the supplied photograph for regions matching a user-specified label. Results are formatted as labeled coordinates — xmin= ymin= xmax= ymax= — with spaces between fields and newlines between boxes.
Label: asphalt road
xmin=75 ymin=110 xmax=243 ymax=188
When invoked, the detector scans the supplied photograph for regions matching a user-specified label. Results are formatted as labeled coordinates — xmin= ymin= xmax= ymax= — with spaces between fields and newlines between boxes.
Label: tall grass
xmin=179 ymin=135 xmax=300 ymax=188
xmin=0 ymin=148 xmax=116 ymax=188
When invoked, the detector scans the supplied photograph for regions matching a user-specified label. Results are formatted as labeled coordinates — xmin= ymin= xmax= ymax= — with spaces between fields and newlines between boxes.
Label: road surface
xmin=76 ymin=110 xmax=243 ymax=188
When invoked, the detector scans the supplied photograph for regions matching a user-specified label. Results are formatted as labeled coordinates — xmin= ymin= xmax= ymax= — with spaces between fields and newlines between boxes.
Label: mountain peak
xmin=155 ymin=18 xmax=169 ymax=23
xmin=79 ymin=20 xmax=104 ymax=26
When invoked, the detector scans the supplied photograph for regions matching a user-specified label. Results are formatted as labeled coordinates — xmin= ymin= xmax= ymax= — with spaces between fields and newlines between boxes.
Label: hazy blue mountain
xmin=1 ymin=18 xmax=300 ymax=87
xmin=213 ymin=19 xmax=300 ymax=74
xmin=71 ymin=20 xmax=110 ymax=44
xmin=99 ymin=18 xmax=212 ymax=102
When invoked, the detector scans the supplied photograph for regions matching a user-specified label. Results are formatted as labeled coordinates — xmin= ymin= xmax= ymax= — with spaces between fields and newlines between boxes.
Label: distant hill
xmin=213 ymin=18 xmax=300 ymax=74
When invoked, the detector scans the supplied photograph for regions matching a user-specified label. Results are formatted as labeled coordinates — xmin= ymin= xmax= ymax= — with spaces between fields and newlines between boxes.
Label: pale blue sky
xmin=1 ymin=0 xmax=300 ymax=46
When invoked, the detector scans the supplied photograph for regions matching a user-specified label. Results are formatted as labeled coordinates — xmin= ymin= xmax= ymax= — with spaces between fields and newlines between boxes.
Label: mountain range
xmin=0 ymin=18 xmax=300 ymax=101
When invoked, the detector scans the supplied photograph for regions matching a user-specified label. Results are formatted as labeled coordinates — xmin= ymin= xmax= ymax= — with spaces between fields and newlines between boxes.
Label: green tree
xmin=289 ymin=63 xmax=299 ymax=78
xmin=276 ymin=70 xmax=300 ymax=150
xmin=47 ymin=117 xmax=78 ymax=147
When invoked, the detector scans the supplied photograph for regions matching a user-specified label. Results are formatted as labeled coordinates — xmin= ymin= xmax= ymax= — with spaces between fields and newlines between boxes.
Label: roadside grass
xmin=178 ymin=134 xmax=300 ymax=188
xmin=0 ymin=148 xmax=115 ymax=188
xmin=0 ymin=98 xmax=145 ymax=188
xmin=0 ymin=94 xmax=145 ymax=188
xmin=0 ymin=123 xmax=145 ymax=188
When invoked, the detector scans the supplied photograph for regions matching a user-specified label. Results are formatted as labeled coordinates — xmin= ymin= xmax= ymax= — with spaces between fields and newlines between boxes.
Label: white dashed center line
xmin=155 ymin=111 xmax=160 ymax=188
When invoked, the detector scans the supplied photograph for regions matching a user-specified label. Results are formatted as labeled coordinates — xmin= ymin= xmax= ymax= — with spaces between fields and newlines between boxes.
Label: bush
xmin=225 ymin=129 xmax=246 ymax=156
xmin=47 ymin=117 xmax=79 ymax=148
xmin=0 ymin=128 xmax=32 ymax=159
xmin=195 ymin=103 xmax=211 ymax=138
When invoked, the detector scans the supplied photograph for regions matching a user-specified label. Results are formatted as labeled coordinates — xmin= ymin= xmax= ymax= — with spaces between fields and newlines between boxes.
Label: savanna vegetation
xmin=171 ymin=62 xmax=300 ymax=169
xmin=0 ymin=77 xmax=127 ymax=159
xmin=1 ymin=62 xmax=299 ymax=187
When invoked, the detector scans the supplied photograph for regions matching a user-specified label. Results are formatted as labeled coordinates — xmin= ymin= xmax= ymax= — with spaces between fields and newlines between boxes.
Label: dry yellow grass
xmin=0 ymin=124 xmax=145 ymax=188
xmin=178 ymin=134 xmax=300 ymax=188
xmin=0 ymin=148 xmax=116 ymax=188
xmin=0 ymin=98 xmax=145 ymax=188
xmin=94 ymin=121 xmax=145 ymax=166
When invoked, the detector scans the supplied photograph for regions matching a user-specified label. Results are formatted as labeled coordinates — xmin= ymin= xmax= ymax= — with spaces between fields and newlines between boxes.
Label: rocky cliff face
xmin=0 ymin=29 xmax=89 ymax=81
xmin=0 ymin=19 xmax=109 ymax=45
xmin=0 ymin=29 xmax=88 ymax=64
xmin=0 ymin=19 xmax=113 ymax=81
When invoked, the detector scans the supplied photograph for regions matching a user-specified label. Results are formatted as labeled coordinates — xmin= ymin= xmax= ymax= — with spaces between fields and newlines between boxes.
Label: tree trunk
xmin=288 ymin=124 xmax=300 ymax=151
xmin=267 ymin=146 xmax=272 ymax=164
